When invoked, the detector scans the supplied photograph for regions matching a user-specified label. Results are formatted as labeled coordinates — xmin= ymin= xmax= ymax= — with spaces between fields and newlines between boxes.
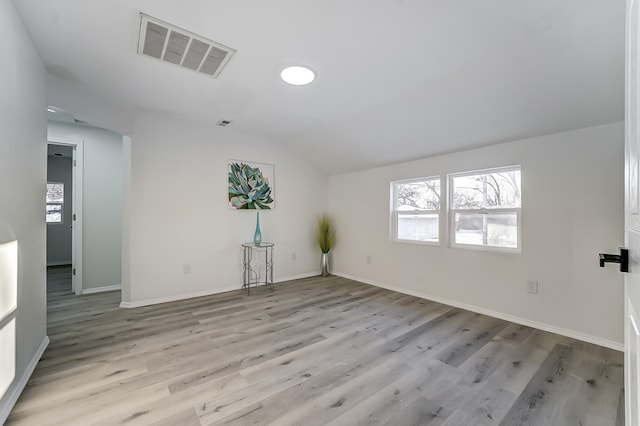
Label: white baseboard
xmin=0 ymin=336 xmax=49 ymax=424
xmin=334 ymin=272 xmax=624 ymax=352
xmin=120 ymin=272 xmax=322 ymax=309
xmin=120 ymin=285 xmax=240 ymax=308
xmin=275 ymin=271 xmax=321 ymax=283
xmin=82 ymin=285 xmax=121 ymax=295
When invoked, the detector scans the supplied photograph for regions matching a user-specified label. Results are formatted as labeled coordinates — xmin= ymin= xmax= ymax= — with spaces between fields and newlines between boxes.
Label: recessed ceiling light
xmin=280 ymin=66 xmax=315 ymax=86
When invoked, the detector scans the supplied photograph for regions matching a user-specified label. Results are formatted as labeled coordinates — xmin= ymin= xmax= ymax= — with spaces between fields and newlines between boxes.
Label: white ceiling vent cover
xmin=137 ymin=13 xmax=236 ymax=78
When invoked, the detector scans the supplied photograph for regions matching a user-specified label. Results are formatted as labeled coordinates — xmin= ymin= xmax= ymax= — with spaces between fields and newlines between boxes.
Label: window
xmin=0 ymin=240 xmax=17 ymax=399
xmin=391 ymin=177 xmax=441 ymax=243
xmin=449 ymin=166 xmax=521 ymax=251
xmin=46 ymin=182 xmax=64 ymax=224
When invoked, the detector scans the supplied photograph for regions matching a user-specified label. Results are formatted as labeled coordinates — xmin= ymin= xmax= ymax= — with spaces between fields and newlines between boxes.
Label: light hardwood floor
xmin=7 ymin=267 xmax=625 ymax=425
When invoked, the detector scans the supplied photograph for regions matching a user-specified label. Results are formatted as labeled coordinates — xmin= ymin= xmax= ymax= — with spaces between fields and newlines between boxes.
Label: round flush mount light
xmin=280 ymin=66 xmax=316 ymax=86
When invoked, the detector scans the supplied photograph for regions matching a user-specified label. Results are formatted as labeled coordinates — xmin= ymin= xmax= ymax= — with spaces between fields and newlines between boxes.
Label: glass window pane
xmin=487 ymin=213 xmax=518 ymax=248
xmin=0 ymin=318 xmax=15 ymax=399
xmin=395 ymin=179 xmax=440 ymax=211
xmin=46 ymin=182 xmax=64 ymax=203
xmin=0 ymin=241 xmax=17 ymax=321
xmin=46 ymin=204 xmax=62 ymax=223
xmin=397 ymin=213 xmax=439 ymax=242
xmin=454 ymin=213 xmax=518 ymax=248
xmin=485 ymin=170 xmax=521 ymax=208
xmin=452 ymin=169 xmax=521 ymax=209
xmin=454 ymin=213 xmax=484 ymax=245
xmin=452 ymin=175 xmax=483 ymax=209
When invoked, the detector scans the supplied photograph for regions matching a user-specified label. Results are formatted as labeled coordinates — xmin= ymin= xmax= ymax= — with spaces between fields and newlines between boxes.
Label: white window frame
xmin=0 ymin=240 xmax=17 ymax=401
xmin=46 ymin=182 xmax=64 ymax=225
xmin=448 ymin=166 xmax=521 ymax=253
xmin=391 ymin=176 xmax=442 ymax=245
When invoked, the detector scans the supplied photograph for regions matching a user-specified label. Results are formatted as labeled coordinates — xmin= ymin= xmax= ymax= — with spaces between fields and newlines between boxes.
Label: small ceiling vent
xmin=137 ymin=13 xmax=236 ymax=78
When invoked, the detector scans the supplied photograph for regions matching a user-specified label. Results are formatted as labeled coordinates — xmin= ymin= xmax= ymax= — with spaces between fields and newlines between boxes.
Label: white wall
xmin=46 ymin=74 xmax=134 ymax=137
xmin=328 ymin=122 xmax=625 ymax=348
xmin=46 ymin=154 xmax=73 ymax=265
xmin=124 ymin=113 xmax=328 ymax=305
xmin=48 ymin=122 xmax=123 ymax=291
xmin=0 ymin=0 xmax=48 ymax=421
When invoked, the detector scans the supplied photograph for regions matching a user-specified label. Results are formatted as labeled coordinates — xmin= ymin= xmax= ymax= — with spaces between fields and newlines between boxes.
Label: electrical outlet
xmin=183 ymin=264 xmax=192 ymax=275
xmin=366 ymin=255 xmax=372 ymax=265
xmin=526 ymin=280 xmax=538 ymax=294
xmin=291 ymin=252 xmax=297 ymax=261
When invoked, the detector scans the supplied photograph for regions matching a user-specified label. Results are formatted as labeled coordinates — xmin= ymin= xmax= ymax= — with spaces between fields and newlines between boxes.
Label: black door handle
xmin=599 ymin=247 xmax=629 ymax=273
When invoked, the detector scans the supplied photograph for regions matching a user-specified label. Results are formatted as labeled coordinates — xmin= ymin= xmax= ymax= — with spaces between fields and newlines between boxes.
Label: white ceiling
xmin=14 ymin=0 xmax=625 ymax=175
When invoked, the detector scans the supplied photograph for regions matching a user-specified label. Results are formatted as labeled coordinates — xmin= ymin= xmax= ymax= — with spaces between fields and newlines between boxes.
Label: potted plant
xmin=316 ymin=214 xmax=336 ymax=277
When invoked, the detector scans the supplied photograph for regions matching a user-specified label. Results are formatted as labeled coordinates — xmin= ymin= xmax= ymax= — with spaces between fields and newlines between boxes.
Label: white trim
xmin=393 ymin=237 xmax=441 ymax=247
xmin=333 ymin=272 xmax=624 ymax=352
xmin=448 ymin=166 xmax=522 ymax=252
xmin=121 ymin=135 xmax=132 ymax=306
xmin=0 ymin=336 xmax=49 ymax=425
xmin=275 ymin=271 xmax=321 ymax=283
xmin=82 ymin=285 xmax=121 ymax=295
xmin=448 ymin=164 xmax=521 ymax=179
xmin=120 ymin=286 xmax=241 ymax=308
xmin=119 ymin=272 xmax=321 ymax=309
xmin=390 ymin=176 xmax=442 ymax=244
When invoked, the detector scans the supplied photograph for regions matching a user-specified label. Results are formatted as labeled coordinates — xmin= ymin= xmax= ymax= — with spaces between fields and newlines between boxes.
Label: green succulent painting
xmin=228 ymin=162 xmax=274 ymax=209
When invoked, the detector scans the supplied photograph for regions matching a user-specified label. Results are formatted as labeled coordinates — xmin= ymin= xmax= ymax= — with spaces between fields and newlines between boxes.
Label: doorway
xmin=47 ymin=138 xmax=83 ymax=295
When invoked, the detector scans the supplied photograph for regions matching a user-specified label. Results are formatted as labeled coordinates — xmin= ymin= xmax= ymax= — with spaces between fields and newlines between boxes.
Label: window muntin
xmin=392 ymin=177 xmax=441 ymax=244
xmin=46 ymin=182 xmax=64 ymax=224
xmin=449 ymin=167 xmax=521 ymax=251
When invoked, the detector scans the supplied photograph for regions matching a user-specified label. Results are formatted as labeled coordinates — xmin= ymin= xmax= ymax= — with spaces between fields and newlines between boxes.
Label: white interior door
xmin=70 ymin=143 xmax=83 ymax=295
xmin=626 ymin=0 xmax=640 ymax=424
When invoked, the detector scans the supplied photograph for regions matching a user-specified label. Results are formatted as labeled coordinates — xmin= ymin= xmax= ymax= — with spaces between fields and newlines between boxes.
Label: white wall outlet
xmin=527 ymin=280 xmax=538 ymax=294
xmin=183 ymin=264 xmax=192 ymax=275
xmin=366 ymin=255 xmax=372 ymax=265
xmin=291 ymin=252 xmax=297 ymax=261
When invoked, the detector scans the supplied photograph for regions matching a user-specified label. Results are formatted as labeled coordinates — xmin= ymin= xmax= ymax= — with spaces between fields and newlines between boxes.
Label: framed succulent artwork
xmin=228 ymin=160 xmax=275 ymax=209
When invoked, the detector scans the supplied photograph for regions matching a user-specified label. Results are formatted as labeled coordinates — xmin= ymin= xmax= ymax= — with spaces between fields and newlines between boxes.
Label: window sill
xmin=449 ymin=243 xmax=521 ymax=255
xmin=393 ymin=239 xmax=440 ymax=247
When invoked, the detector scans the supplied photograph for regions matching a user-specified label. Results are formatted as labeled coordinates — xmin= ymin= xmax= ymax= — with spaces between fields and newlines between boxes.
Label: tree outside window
xmin=392 ymin=177 xmax=441 ymax=243
xmin=450 ymin=167 xmax=521 ymax=250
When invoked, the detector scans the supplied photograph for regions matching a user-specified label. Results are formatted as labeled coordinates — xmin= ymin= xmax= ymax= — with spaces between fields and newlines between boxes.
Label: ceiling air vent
xmin=137 ymin=13 xmax=236 ymax=78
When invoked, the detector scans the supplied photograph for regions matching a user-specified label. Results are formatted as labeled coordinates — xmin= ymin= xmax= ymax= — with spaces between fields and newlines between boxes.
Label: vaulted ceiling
xmin=14 ymin=0 xmax=625 ymax=174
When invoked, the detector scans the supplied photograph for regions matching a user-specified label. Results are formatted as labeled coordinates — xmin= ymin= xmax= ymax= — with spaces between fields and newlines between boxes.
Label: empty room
xmin=1 ymin=0 xmax=637 ymax=425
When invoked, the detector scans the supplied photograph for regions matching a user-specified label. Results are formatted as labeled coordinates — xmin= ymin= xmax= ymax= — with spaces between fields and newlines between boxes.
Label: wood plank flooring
xmin=7 ymin=267 xmax=625 ymax=425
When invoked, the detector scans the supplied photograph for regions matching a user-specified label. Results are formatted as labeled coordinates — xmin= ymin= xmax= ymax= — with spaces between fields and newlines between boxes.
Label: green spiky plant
xmin=228 ymin=162 xmax=274 ymax=209
xmin=317 ymin=214 xmax=336 ymax=254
